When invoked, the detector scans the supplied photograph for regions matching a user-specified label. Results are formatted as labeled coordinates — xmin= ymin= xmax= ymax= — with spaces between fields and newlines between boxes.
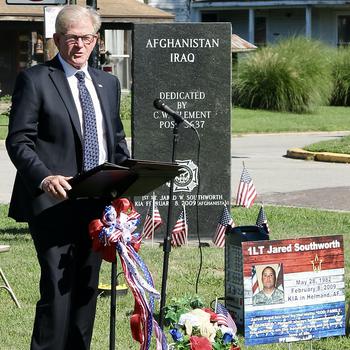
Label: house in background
xmin=147 ymin=0 xmax=191 ymax=22
xmin=0 ymin=0 xmax=173 ymax=95
xmin=147 ymin=0 xmax=350 ymax=47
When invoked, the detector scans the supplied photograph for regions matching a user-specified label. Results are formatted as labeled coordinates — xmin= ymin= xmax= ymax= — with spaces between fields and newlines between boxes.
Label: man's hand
xmin=42 ymin=175 xmax=73 ymax=200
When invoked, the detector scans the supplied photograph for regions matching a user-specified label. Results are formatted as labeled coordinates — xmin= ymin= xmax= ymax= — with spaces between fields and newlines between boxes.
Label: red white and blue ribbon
xmin=89 ymin=199 xmax=167 ymax=350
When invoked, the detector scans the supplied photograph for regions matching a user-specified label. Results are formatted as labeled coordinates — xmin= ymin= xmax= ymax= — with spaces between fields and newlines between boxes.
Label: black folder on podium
xmin=33 ymin=159 xmax=182 ymax=215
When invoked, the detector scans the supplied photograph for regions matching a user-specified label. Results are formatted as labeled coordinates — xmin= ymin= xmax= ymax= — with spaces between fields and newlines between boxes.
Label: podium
xmin=34 ymin=159 xmax=182 ymax=350
xmin=34 ymin=159 xmax=182 ymax=215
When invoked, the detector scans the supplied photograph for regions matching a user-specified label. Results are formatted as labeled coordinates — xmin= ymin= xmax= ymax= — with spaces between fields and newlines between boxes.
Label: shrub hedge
xmin=233 ymin=37 xmax=334 ymax=113
xmin=330 ymin=46 xmax=350 ymax=106
xmin=120 ymin=93 xmax=131 ymax=120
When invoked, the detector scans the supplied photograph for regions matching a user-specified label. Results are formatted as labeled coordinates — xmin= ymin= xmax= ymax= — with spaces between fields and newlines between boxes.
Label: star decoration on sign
xmin=311 ymin=254 xmax=323 ymax=272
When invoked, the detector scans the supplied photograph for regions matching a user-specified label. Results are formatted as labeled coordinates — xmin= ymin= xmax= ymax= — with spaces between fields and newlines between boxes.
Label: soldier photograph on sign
xmin=252 ymin=264 xmax=285 ymax=306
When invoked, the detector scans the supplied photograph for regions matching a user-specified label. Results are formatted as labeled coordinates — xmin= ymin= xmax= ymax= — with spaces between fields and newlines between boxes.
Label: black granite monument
xmin=132 ymin=23 xmax=232 ymax=240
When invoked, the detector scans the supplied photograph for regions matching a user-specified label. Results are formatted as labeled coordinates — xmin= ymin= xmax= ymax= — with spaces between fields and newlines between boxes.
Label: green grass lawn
xmin=0 ymin=114 xmax=8 ymax=140
xmin=1 ymin=204 xmax=350 ymax=349
xmin=123 ymin=105 xmax=350 ymax=138
xmin=304 ymin=135 xmax=350 ymax=154
xmin=2 ymin=105 xmax=350 ymax=141
xmin=232 ymin=106 xmax=350 ymax=134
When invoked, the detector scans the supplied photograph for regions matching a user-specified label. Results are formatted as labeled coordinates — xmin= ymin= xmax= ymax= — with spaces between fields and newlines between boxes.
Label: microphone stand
xmin=159 ymin=121 xmax=180 ymax=329
xmin=110 ymin=262 xmax=117 ymax=350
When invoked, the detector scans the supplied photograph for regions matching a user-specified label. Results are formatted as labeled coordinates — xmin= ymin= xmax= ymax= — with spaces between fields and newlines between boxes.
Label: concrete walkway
xmin=231 ymin=131 xmax=350 ymax=211
xmin=0 ymin=141 xmax=15 ymax=204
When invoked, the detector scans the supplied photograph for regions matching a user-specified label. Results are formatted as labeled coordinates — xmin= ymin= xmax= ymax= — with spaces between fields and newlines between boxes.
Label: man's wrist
xmin=40 ymin=176 xmax=52 ymax=191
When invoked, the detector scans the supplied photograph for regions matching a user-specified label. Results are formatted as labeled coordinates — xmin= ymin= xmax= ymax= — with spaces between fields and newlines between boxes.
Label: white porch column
xmin=249 ymin=8 xmax=255 ymax=44
xmin=191 ymin=8 xmax=201 ymax=22
xmin=305 ymin=5 xmax=312 ymax=38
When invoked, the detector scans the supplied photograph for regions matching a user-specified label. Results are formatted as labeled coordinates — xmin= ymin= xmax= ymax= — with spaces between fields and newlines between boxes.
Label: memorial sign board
xmin=132 ymin=23 xmax=232 ymax=238
xmin=240 ymin=235 xmax=345 ymax=345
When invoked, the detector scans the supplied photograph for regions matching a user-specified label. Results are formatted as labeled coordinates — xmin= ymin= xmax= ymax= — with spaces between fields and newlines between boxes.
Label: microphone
xmin=153 ymin=99 xmax=193 ymax=128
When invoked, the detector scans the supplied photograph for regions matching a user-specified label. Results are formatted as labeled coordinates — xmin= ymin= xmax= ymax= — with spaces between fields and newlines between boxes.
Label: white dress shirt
xmin=58 ymin=54 xmax=108 ymax=165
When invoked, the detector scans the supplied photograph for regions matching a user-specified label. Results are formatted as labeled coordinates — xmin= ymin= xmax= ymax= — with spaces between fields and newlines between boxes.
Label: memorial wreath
xmin=165 ymin=296 xmax=240 ymax=350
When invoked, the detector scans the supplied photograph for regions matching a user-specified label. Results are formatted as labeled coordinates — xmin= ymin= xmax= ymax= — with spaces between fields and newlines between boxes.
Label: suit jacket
xmin=6 ymin=56 xmax=130 ymax=222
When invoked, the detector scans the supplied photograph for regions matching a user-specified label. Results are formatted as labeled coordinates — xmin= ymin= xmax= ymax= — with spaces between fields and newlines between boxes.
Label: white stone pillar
xmin=305 ymin=5 xmax=312 ymax=38
xmin=249 ymin=8 xmax=255 ymax=44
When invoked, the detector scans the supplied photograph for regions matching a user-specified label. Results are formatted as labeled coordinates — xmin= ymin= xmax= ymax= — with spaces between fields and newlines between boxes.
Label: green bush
xmin=1 ymin=108 xmax=10 ymax=118
xmin=330 ymin=47 xmax=350 ymax=106
xmin=120 ymin=93 xmax=131 ymax=120
xmin=0 ymin=94 xmax=11 ymax=118
xmin=233 ymin=37 xmax=333 ymax=113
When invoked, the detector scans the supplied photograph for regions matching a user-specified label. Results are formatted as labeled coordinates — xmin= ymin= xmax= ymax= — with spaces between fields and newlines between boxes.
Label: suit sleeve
xmin=6 ymin=71 xmax=52 ymax=195
xmin=113 ymin=76 xmax=130 ymax=164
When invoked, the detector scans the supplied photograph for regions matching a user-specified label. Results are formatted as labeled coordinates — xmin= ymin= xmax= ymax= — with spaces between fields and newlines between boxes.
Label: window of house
xmin=338 ymin=15 xmax=350 ymax=46
xmin=202 ymin=13 xmax=218 ymax=22
xmin=255 ymin=17 xmax=266 ymax=46
xmin=103 ymin=30 xmax=132 ymax=91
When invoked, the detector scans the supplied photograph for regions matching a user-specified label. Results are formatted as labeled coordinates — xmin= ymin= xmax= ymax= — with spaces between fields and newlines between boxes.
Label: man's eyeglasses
xmin=62 ymin=34 xmax=97 ymax=45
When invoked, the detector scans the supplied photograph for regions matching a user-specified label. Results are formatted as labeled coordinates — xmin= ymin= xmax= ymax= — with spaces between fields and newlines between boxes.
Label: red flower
xmin=202 ymin=307 xmax=219 ymax=323
xmin=190 ymin=336 xmax=212 ymax=350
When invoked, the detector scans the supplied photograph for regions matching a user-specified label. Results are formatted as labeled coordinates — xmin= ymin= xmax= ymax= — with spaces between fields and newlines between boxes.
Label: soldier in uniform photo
xmin=253 ymin=266 xmax=284 ymax=306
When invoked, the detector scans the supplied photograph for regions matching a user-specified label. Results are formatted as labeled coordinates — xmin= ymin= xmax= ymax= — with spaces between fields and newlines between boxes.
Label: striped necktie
xmin=75 ymin=71 xmax=99 ymax=171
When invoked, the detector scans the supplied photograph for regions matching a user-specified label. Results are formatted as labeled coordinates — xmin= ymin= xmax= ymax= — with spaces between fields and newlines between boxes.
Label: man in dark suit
xmin=6 ymin=5 xmax=129 ymax=350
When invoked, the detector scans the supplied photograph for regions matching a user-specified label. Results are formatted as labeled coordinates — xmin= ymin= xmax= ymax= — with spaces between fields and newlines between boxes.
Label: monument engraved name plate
xmin=132 ymin=23 xmax=232 ymax=239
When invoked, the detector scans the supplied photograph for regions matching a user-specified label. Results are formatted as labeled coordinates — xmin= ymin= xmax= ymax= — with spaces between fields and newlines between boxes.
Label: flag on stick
xmin=236 ymin=166 xmax=257 ymax=208
xmin=256 ymin=205 xmax=269 ymax=234
xmin=216 ymin=302 xmax=237 ymax=332
xmin=212 ymin=206 xmax=234 ymax=248
xmin=171 ymin=206 xmax=188 ymax=247
xmin=142 ymin=198 xmax=162 ymax=239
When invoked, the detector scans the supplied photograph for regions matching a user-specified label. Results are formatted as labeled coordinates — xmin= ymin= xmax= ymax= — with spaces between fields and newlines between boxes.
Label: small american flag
xmin=276 ymin=264 xmax=284 ymax=292
xmin=216 ymin=302 xmax=236 ymax=331
xmin=236 ymin=166 xmax=257 ymax=208
xmin=171 ymin=207 xmax=188 ymax=247
xmin=256 ymin=205 xmax=269 ymax=234
xmin=142 ymin=203 xmax=162 ymax=239
xmin=212 ymin=206 xmax=234 ymax=248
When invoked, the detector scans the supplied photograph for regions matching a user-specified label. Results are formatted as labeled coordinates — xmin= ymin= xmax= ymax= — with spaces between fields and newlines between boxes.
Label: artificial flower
xmin=190 ymin=335 xmax=212 ymax=350
xmin=202 ymin=308 xmax=219 ymax=323
xmin=199 ymin=321 xmax=217 ymax=342
xmin=184 ymin=319 xmax=193 ymax=336
xmin=170 ymin=328 xmax=184 ymax=342
xmin=179 ymin=308 xmax=211 ymax=328
xmin=223 ymin=332 xmax=233 ymax=344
